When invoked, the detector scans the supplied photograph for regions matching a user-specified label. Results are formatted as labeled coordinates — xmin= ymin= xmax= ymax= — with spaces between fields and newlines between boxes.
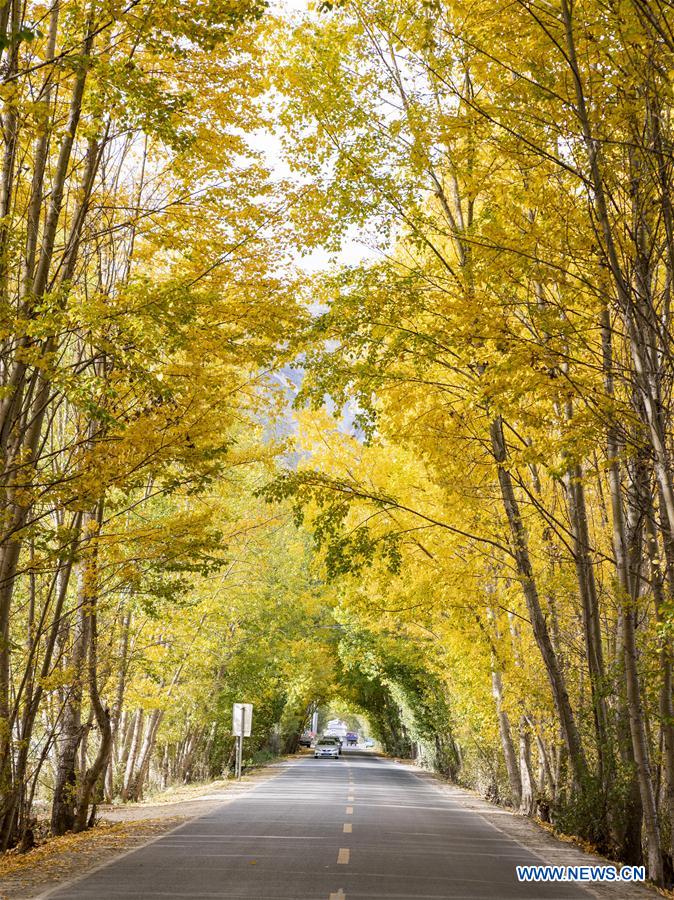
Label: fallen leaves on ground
xmin=0 ymin=818 xmax=184 ymax=899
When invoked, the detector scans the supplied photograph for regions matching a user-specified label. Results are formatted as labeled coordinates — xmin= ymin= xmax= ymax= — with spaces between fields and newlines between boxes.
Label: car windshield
xmin=318 ymin=739 xmax=336 ymax=745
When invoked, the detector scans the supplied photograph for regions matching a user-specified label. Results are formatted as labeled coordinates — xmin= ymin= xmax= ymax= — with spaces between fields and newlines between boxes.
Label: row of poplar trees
xmin=0 ymin=0 xmax=306 ymax=852
xmin=264 ymin=0 xmax=674 ymax=887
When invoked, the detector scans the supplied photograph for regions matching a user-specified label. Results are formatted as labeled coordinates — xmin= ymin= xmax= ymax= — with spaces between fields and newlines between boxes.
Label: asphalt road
xmin=43 ymin=751 xmax=611 ymax=899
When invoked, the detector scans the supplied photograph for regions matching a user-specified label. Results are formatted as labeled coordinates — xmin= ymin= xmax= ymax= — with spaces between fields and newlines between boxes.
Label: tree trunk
xmin=489 ymin=416 xmax=588 ymax=787
xmin=74 ymin=545 xmax=112 ymax=832
xmin=122 ymin=709 xmax=144 ymax=801
xmin=50 ymin=564 xmax=90 ymax=836
xmin=518 ymin=718 xmax=536 ymax=816
xmin=491 ymin=665 xmax=521 ymax=808
xmin=126 ymin=710 xmax=163 ymax=802
xmin=563 ymin=457 xmax=610 ymax=789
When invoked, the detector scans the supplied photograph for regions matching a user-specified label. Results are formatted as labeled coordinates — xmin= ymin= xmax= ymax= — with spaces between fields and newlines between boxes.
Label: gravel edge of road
xmin=395 ymin=760 xmax=663 ymax=900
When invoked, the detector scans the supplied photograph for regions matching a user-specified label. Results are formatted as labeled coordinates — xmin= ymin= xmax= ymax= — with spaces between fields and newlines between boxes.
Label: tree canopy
xmin=0 ymin=0 xmax=674 ymax=888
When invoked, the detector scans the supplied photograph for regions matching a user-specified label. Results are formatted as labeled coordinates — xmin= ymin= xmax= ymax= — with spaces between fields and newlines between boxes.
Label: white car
xmin=314 ymin=738 xmax=340 ymax=759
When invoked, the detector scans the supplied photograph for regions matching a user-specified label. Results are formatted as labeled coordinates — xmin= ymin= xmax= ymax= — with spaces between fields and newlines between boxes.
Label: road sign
xmin=232 ymin=703 xmax=253 ymax=781
xmin=232 ymin=703 xmax=253 ymax=737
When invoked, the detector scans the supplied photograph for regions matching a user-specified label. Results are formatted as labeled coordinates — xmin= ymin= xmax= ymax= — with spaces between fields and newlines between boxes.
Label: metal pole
xmin=243 ymin=705 xmax=249 ymax=778
xmin=236 ymin=733 xmax=243 ymax=780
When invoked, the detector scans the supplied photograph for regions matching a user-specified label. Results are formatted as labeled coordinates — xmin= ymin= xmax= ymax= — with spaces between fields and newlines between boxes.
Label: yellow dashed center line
xmin=337 ymin=848 xmax=350 ymax=864
xmin=345 ymin=805 xmax=353 ymax=815
xmin=343 ymin=823 xmax=352 ymax=833
xmin=329 ymin=891 xmax=346 ymax=899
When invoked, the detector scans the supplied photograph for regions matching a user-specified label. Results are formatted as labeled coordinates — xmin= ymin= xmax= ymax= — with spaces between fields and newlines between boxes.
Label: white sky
xmin=242 ymin=0 xmax=379 ymax=275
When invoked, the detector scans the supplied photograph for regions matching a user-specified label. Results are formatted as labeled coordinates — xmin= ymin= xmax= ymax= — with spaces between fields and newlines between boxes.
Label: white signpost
xmin=232 ymin=703 xmax=253 ymax=780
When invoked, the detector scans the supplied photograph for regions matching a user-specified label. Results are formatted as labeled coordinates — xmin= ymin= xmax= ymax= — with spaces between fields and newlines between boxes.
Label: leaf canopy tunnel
xmin=0 ymin=0 xmax=673 ymax=889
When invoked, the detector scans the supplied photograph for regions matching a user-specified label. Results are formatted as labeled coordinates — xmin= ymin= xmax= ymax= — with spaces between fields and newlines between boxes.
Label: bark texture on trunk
xmin=490 ymin=416 xmax=588 ymax=787
xmin=491 ymin=665 xmax=521 ymax=808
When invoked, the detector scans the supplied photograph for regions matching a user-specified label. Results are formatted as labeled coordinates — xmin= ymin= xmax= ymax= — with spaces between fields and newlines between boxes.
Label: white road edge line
xmin=31 ymin=763 xmax=290 ymax=900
